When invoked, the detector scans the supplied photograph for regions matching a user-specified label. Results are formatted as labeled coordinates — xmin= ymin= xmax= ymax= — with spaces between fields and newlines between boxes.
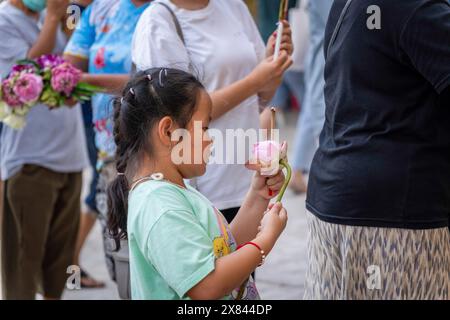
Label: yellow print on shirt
xmin=213 ymin=207 xmax=233 ymax=258
xmin=213 ymin=236 xmax=231 ymax=258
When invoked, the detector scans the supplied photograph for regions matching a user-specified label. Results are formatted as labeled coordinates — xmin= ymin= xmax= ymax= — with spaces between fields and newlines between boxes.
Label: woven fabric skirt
xmin=304 ymin=212 xmax=449 ymax=300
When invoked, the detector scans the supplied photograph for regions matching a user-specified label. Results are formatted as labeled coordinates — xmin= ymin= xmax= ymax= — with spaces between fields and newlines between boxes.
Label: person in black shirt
xmin=304 ymin=0 xmax=450 ymax=299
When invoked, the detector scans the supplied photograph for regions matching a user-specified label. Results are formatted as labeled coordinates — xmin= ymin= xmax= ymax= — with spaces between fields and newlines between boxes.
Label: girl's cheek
xmin=203 ymin=141 xmax=213 ymax=164
xmin=201 ymin=130 xmax=213 ymax=163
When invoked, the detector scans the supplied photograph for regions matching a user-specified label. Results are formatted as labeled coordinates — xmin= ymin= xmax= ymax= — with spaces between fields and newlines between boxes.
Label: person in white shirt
xmin=132 ymin=0 xmax=293 ymax=222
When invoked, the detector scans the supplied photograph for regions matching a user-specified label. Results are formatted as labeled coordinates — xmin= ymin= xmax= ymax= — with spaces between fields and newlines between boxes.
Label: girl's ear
xmin=157 ymin=116 xmax=176 ymax=146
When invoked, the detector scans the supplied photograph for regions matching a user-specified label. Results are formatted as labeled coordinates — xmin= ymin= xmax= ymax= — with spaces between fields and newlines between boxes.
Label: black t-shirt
xmin=306 ymin=0 xmax=450 ymax=229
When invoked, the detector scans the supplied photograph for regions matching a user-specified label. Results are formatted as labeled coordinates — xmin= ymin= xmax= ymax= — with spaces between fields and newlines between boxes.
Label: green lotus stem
xmin=276 ymin=158 xmax=292 ymax=202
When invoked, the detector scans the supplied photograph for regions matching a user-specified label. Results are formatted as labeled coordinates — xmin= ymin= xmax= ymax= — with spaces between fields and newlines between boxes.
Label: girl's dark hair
xmin=107 ymin=68 xmax=204 ymax=249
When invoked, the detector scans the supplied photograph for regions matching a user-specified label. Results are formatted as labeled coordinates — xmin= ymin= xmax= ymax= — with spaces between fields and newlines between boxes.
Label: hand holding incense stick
xmin=274 ymin=0 xmax=290 ymax=60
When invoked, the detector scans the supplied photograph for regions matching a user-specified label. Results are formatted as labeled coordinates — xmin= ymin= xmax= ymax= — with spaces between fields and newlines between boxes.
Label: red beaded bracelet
xmin=236 ymin=242 xmax=266 ymax=266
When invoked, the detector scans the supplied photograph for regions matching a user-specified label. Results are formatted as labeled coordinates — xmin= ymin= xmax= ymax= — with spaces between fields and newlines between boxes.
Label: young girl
xmin=107 ymin=68 xmax=288 ymax=300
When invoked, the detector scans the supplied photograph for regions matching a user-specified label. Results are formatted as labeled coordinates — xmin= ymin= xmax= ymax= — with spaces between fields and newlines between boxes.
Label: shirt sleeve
xmin=146 ymin=209 xmax=216 ymax=298
xmin=0 ymin=26 xmax=29 ymax=77
xmin=400 ymin=1 xmax=450 ymax=94
xmin=64 ymin=4 xmax=95 ymax=59
xmin=131 ymin=5 xmax=191 ymax=72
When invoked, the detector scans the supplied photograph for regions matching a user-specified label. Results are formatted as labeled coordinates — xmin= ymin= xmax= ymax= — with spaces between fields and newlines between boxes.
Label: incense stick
xmin=270 ymin=107 xmax=276 ymax=141
xmin=274 ymin=0 xmax=290 ymax=59
xmin=279 ymin=0 xmax=289 ymax=20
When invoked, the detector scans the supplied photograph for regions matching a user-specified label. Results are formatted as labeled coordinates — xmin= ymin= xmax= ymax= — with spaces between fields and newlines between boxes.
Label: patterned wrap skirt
xmin=304 ymin=212 xmax=449 ymax=300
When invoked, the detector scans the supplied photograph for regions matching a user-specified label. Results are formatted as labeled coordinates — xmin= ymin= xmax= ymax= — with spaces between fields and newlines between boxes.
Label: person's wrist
xmin=249 ymin=183 xmax=270 ymax=202
xmin=81 ymin=73 xmax=90 ymax=83
xmin=45 ymin=13 xmax=62 ymax=25
xmin=246 ymin=70 xmax=264 ymax=92
xmin=254 ymin=232 xmax=276 ymax=256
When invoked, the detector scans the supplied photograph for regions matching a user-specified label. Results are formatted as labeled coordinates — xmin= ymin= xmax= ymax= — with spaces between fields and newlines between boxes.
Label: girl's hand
xmin=249 ymin=51 xmax=293 ymax=93
xmin=266 ymin=20 xmax=294 ymax=57
xmin=256 ymin=202 xmax=288 ymax=250
xmin=246 ymin=163 xmax=286 ymax=200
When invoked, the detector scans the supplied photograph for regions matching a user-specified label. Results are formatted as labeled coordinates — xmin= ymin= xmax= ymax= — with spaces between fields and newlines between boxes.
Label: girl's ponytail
xmin=107 ymin=95 xmax=131 ymax=249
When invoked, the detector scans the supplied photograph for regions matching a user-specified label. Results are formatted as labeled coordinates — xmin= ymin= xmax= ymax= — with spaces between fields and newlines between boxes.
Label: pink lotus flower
xmin=1 ymin=79 xmax=22 ymax=107
xmin=37 ymin=54 xmax=65 ymax=69
xmin=252 ymin=140 xmax=287 ymax=176
xmin=51 ymin=62 xmax=82 ymax=96
xmin=13 ymin=73 xmax=43 ymax=104
xmin=11 ymin=64 xmax=35 ymax=75
xmin=251 ymin=140 xmax=291 ymax=202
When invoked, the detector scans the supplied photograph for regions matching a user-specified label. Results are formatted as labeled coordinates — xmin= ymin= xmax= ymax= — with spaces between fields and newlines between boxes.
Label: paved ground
xmin=1 ymin=111 xmax=310 ymax=300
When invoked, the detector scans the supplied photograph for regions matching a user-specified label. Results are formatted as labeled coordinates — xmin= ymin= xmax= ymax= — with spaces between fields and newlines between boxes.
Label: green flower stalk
xmin=276 ymin=158 xmax=292 ymax=202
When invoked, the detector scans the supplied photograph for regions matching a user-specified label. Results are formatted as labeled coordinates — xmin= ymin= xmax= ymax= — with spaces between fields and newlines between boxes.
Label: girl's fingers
xmin=281 ymin=35 xmax=291 ymax=43
xmin=268 ymin=189 xmax=281 ymax=198
xmin=280 ymin=44 xmax=294 ymax=56
xmin=245 ymin=161 xmax=262 ymax=172
xmin=282 ymin=25 xmax=292 ymax=35
xmin=269 ymin=202 xmax=283 ymax=215
xmin=266 ymin=175 xmax=281 ymax=186
xmin=279 ymin=208 xmax=288 ymax=221
xmin=274 ymin=50 xmax=289 ymax=65
xmin=281 ymin=57 xmax=294 ymax=72
xmin=268 ymin=185 xmax=282 ymax=195
xmin=281 ymin=20 xmax=291 ymax=33
xmin=266 ymin=174 xmax=284 ymax=187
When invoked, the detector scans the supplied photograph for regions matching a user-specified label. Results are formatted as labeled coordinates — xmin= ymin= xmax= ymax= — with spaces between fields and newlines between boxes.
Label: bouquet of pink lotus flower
xmin=0 ymin=54 xmax=101 ymax=129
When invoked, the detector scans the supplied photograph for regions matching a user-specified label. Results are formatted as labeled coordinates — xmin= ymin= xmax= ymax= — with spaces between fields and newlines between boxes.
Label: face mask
xmin=22 ymin=0 xmax=47 ymax=12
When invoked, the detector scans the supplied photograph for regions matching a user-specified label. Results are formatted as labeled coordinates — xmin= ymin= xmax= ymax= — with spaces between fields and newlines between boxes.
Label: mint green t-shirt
xmin=127 ymin=180 xmax=259 ymax=300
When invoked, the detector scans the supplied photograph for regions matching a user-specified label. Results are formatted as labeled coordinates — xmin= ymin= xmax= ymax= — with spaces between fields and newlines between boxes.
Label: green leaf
xmin=75 ymin=82 xmax=104 ymax=92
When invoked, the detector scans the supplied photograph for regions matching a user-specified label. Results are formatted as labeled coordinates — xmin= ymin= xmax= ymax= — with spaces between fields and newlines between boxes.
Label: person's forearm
xmin=230 ymin=191 xmax=269 ymax=246
xmin=82 ymin=74 xmax=129 ymax=94
xmin=258 ymin=87 xmax=277 ymax=108
xmin=64 ymin=53 xmax=129 ymax=93
xmin=188 ymin=234 xmax=275 ymax=300
xmin=210 ymin=74 xmax=261 ymax=120
xmin=63 ymin=53 xmax=89 ymax=71
xmin=28 ymin=15 xmax=61 ymax=59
